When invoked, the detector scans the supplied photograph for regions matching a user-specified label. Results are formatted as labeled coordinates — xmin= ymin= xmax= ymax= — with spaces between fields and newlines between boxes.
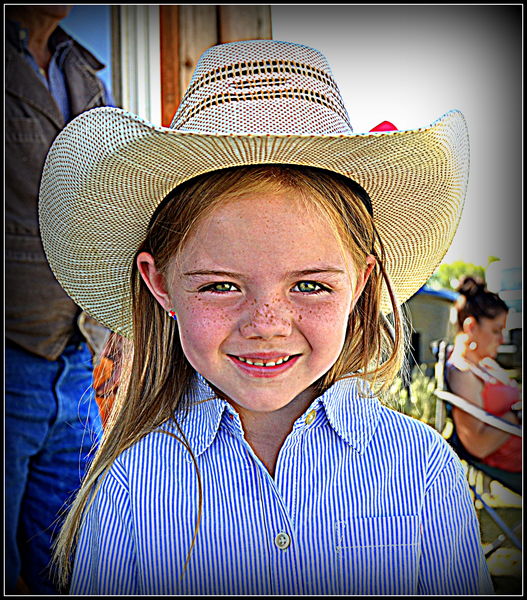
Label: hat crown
xmin=170 ymin=39 xmax=353 ymax=135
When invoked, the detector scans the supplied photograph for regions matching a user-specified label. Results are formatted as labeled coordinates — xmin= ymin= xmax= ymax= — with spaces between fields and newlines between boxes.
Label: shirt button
xmin=274 ymin=532 xmax=291 ymax=550
xmin=305 ymin=410 xmax=316 ymax=425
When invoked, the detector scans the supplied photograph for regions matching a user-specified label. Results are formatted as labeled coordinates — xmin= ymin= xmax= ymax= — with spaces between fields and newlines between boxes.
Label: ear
xmin=351 ymin=254 xmax=376 ymax=310
xmin=136 ymin=251 xmax=171 ymax=311
xmin=462 ymin=316 xmax=477 ymax=335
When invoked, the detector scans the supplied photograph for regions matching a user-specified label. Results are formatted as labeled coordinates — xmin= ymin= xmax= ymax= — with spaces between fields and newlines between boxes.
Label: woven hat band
xmin=171 ymin=40 xmax=353 ymax=135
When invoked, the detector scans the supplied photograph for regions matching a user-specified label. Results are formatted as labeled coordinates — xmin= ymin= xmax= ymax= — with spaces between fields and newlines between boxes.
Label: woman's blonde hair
xmin=51 ymin=165 xmax=407 ymax=589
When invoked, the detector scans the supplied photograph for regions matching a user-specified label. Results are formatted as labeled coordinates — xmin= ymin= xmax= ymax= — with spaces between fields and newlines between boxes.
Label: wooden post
xmin=159 ymin=5 xmax=180 ymax=127
xmin=159 ymin=5 xmax=273 ymax=127
xmin=219 ymin=6 xmax=272 ymax=43
xmin=178 ymin=5 xmax=219 ymax=101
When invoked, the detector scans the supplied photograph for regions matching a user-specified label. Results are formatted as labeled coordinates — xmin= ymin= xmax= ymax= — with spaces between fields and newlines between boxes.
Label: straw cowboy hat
xmin=39 ymin=39 xmax=469 ymax=338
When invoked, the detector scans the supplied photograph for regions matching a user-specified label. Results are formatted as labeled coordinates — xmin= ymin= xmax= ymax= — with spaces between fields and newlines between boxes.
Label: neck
xmin=226 ymin=386 xmax=317 ymax=476
xmin=453 ymin=335 xmax=482 ymax=365
xmin=8 ymin=8 xmax=63 ymax=70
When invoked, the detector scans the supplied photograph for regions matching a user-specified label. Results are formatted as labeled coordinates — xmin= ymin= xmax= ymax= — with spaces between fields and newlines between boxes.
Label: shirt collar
xmin=167 ymin=373 xmax=381 ymax=458
xmin=6 ymin=19 xmax=73 ymax=58
xmin=317 ymin=376 xmax=381 ymax=454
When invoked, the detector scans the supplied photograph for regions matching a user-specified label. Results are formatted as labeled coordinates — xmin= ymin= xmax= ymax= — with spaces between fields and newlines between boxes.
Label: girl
xmin=39 ymin=40 xmax=493 ymax=595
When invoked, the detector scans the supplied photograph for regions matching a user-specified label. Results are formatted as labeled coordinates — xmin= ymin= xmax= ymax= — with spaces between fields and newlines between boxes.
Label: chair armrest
xmin=434 ymin=390 xmax=522 ymax=437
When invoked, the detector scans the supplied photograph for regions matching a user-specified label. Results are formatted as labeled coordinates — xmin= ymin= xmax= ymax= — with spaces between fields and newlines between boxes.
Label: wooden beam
xmin=178 ymin=5 xmax=219 ymax=101
xmin=159 ymin=5 xmax=180 ymax=127
xmin=219 ymin=6 xmax=272 ymax=42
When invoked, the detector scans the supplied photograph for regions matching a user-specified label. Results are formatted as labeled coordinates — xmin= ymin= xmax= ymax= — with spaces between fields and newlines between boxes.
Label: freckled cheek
xmin=295 ymin=302 xmax=350 ymax=355
xmin=296 ymin=300 xmax=350 ymax=328
xmin=175 ymin=300 xmax=236 ymax=349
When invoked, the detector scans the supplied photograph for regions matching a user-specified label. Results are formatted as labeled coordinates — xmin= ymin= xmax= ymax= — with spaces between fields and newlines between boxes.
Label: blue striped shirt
xmin=71 ymin=375 xmax=493 ymax=595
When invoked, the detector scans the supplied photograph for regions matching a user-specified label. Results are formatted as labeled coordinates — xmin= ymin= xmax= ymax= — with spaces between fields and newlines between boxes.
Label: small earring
xmin=468 ymin=341 xmax=477 ymax=351
xmin=168 ymin=310 xmax=177 ymax=320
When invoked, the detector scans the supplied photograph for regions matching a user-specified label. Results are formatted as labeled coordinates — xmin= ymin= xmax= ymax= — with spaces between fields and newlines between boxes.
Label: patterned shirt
xmin=71 ymin=375 xmax=493 ymax=595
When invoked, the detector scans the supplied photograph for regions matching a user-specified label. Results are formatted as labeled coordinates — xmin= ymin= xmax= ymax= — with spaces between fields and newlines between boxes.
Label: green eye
xmin=214 ymin=283 xmax=235 ymax=292
xmin=200 ymin=282 xmax=238 ymax=293
xmin=293 ymin=281 xmax=329 ymax=294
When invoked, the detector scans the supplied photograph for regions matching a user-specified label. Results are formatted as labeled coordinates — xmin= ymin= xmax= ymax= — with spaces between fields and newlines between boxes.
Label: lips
xmin=228 ymin=353 xmax=300 ymax=378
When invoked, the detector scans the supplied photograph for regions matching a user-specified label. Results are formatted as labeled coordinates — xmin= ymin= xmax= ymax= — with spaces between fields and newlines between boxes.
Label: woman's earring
xmin=468 ymin=341 xmax=478 ymax=351
xmin=168 ymin=310 xmax=177 ymax=321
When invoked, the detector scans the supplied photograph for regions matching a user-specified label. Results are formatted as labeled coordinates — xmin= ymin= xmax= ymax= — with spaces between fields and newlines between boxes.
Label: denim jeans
xmin=5 ymin=341 xmax=102 ymax=594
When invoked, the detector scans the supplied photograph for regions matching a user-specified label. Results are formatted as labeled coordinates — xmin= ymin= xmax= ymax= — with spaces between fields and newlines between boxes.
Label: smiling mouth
xmin=227 ymin=353 xmax=300 ymax=376
xmin=234 ymin=355 xmax=295 ymax=367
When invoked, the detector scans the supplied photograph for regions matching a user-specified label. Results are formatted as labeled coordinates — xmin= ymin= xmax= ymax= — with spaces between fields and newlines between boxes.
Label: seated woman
xmin=446 ymin=276 xmax=521 ymax=474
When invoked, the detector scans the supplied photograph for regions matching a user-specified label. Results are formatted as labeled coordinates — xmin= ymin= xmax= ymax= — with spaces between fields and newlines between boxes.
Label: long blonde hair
xmin=52 ymin=165 xmax=407 ymax=589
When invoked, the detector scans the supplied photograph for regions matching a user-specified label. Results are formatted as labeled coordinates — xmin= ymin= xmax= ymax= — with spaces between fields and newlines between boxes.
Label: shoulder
xmin=446 ymin=352 xmax=471 ymax=376
xmin=446 ymin=359 xmax=483 ymax=397
xmin=54 ymin=26 xmax=106 ymax=71
xmin=377 ymin=404 xmax=447 ymax=449
xmin=116 ymin=421 xmax=194 ymax=474
xmin=375 ymin=405 xmax=460 ymax=482
xmin=324 ymin=378 xmax=451 ymax=465
xmin=102 ymin=417 xmax=203 ymax=494
xmin=88 ymin=424 xmax=196 ymax=516
xmin=480 ymin=357 xmax=517 ymax=386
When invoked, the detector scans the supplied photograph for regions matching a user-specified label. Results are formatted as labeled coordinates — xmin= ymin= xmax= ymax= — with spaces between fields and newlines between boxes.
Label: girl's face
xmin=139 ymin=190 xmax=373 ymax=414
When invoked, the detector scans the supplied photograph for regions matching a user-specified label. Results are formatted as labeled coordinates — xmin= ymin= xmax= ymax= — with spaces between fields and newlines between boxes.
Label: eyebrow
xmin=182 ymin=267 xmax=347 ymax=279
xmin=289 ymin=268 xmax=347 ymax=277
xmin=182 ymin=269 xmax=245 ymax=278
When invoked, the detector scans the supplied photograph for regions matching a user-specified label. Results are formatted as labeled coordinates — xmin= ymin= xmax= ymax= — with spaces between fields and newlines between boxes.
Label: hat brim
xmin=39 ymin=107 xmax=469 ymax=338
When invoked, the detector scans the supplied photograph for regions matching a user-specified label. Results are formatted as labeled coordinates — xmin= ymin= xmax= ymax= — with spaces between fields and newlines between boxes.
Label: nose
xmin=239 ymin=299 xmax=293 ymax=340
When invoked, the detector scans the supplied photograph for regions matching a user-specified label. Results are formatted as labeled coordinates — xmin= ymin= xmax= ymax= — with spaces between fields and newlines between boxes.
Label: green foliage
xmin=426 ymin=257 xmax=501 ymax=292
xmin=384 ymin=366 xmax=437 ymax=425
xmin=427 ymin=261 xmax=485 ymax=291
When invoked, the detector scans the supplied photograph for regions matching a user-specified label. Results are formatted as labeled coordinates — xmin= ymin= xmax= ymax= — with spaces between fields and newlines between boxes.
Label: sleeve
xmin=417 ymin=447 xmax=494 ymax=595
xmin=69 ymin=461 xmax=140 ymax=595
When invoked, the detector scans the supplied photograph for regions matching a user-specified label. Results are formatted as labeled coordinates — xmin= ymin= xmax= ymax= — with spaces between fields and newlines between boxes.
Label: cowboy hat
xmin=39 ymin=39 xmax=469 ymax=338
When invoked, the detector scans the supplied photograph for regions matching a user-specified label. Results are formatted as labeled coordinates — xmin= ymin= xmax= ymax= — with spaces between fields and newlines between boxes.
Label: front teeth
xmin=237 ymin=355 xmax=292 ymax=367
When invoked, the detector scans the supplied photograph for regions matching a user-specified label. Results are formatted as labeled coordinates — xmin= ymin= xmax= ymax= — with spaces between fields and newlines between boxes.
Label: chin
xmin=231 ymin=387 xmax=299 ymax=412
xmin=213 ymin=379 xmax=306 ymax=413
xmin=37 ymin=5 xmax=72 ymax=19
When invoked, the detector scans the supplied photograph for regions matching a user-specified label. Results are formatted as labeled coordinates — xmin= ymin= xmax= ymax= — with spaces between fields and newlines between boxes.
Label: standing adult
xmin=5 ymin=5 xmax=113 ymax=593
